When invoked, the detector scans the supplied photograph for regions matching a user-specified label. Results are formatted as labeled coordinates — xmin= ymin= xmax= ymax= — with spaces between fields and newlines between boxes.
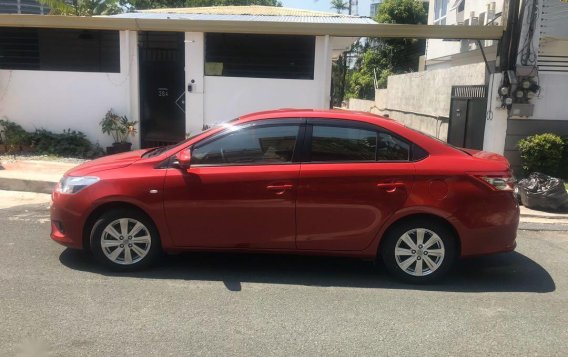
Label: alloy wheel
xmin=394 ymin=228 xmax=445 ymax=277
xmin=100 ymin=218 xmax=152 ymax=265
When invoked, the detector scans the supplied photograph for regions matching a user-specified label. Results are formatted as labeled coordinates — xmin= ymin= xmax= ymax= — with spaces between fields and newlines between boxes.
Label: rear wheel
xmin=381 ymin=219 xmax=457 ymax=283
xmin=90 ymin=209 xmax=161 ymax=271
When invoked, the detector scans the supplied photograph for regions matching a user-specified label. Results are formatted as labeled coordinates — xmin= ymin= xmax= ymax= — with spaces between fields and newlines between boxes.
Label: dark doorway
xmin=447 ymin=85 xmax=488 ymax=150
xmin=139 ymin=32 xmax=185 ymax=148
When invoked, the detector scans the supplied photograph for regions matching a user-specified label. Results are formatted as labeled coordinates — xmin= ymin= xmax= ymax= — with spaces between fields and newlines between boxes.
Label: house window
xmin=434 ymin=0 xmax=449 ymax=25
xmin=0 ymin=27 xmax=120 ymax=73
xmin=205 ymin=33 xmax=315 ymax=80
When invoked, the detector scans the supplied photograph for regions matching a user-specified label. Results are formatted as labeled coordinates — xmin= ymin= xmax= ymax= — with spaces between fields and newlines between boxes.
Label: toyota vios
xmin=51 ymin=110 xmax=519 ymax=283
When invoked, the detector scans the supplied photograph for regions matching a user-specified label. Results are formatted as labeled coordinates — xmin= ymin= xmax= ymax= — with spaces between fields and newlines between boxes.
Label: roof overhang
xmin=0 ymin=15 xmax=504 ymax=40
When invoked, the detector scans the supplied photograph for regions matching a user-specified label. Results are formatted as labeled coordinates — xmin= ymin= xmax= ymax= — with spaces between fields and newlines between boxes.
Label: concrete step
xmin=0 ymin=160 xmax=77 ymax=194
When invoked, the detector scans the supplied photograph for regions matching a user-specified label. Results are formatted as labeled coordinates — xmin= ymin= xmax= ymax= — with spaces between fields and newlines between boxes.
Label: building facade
xmin=0 ymin=6 xmax=368 ymax=148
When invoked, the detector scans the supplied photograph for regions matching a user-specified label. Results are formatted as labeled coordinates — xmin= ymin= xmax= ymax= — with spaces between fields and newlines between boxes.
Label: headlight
xmin=56 ymin=176 xmax=100 ymax=194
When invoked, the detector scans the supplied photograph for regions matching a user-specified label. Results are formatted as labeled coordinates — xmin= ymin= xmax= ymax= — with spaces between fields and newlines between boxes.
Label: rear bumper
xmin=452 ymin=194 xmax=520 ymax=257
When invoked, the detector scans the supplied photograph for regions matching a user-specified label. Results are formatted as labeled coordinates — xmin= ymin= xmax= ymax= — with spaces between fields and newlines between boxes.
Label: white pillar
xmin=482 ymin=72 xmax=508 ymax=154
xmin=185 ymin=32 xmax=205 ymax=136
xmin=123 ymin=30 xmax=140 ymax=149
xmin=314 ymin=36 xmax=333 ymax=109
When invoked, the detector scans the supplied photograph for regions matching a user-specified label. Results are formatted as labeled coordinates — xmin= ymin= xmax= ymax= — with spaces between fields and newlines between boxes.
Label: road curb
xmin=0 ymin=177 xmax=56 ymax=194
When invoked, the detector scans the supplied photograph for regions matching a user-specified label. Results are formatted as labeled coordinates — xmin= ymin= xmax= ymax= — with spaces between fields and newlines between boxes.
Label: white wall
xmin=0 ymin=31 xmax=140 ymax=149
xmin=200 ymin=36 xmax=331 ymax=127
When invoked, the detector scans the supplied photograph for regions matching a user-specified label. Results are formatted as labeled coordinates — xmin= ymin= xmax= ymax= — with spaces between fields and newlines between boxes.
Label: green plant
xmin=517 ymin=133 xmax=564 ymax=177
xmin=100 ymin=110 xmax=138 ymax=144
xmin=0 ymin=118 xmax=32 ymax=152
xmin=561 ymin=136 xmax=568 ymax=179
xmin=31 ymin=129 xmax=104 ymax=159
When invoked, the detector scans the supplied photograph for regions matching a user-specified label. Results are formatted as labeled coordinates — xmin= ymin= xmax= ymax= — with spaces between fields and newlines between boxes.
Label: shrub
xmin=561 ymin=136 xmax=568 ymax=179
xmin=517 ymin=133 xmax=564 ymax=177
xmin=0 ymin=118 xmax=32 ymax=149
xmin=0 ymin=118 xmax=103 ymax=159
xmin=31 ymin=129 xmax=104 ymax=159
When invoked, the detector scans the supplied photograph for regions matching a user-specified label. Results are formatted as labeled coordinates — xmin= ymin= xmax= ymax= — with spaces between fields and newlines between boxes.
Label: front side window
xmin=192 ymin=125 xmax=300 ymax=166
xmin=310 ymin=126 xmax=378 ymax=162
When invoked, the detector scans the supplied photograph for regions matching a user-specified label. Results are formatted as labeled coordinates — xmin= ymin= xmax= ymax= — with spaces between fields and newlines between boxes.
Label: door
xmin=448 ymin=85 xmax=488 ymax=150
xmin=139 ymin=32 xmax=186 ymax=148
xmin=163 ymin=121 xmax=303 ymax=249
xmin=296 ymin=121 xmax=415 ymax=251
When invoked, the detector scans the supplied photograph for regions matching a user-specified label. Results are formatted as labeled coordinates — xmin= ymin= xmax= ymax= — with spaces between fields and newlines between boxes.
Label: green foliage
xmin=561 ymin=136 xmax=568 ymax=179
xmin=100 ymin=110 xmax=138 ymax=143
xmin=39 ymin=0 xmax=282 ymax=15
xmin=129 ymin=0 xmax=282 ymax=10
xmin=344 ymin=0 xmax=427 ymax=100
xmin=0 ymin=118 xmax=32 ymax=151
xmin=0 ymin=118 xmax=103 ymax=158
xmin=330 ymin=0 xmax=348 ymax=13
xmin=38 ymin=0 xmax=124 ymax=15
xmin=31 ymin=129 xmax=105 ymax=159
xmin=517 ymin=133 xmax=565 ymax=177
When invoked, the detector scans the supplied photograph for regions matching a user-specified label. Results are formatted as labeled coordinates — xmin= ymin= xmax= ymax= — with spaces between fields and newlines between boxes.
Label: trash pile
xmin=517 ymin=172 xmax=568 ymax=211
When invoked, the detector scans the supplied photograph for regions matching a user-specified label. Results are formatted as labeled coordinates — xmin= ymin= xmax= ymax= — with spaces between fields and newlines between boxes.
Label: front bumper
xmin=50 ymin=192 xmax=86 ymax=249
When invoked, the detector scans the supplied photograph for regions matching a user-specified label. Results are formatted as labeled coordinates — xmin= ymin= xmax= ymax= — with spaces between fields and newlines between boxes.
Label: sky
xmin=281 ymin=0 xmax=372 ymax=17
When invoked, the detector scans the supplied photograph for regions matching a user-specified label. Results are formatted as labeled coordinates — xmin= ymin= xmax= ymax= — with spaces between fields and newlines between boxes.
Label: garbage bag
xmin=517 ymin=172 xmax=568 ymax=211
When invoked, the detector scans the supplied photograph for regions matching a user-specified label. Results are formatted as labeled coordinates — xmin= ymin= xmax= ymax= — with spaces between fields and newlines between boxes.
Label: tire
xmin=90 ymin=208 xmax=162 ymax=271
xmin=380 ymin=218 xmax=457 ymax=284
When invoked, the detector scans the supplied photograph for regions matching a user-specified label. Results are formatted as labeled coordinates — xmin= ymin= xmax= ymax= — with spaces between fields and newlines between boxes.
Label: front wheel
xmin=381 ymin=219 xmax=457 ymax=284
xmin=90 ymin=209 xmax=161 ymax=271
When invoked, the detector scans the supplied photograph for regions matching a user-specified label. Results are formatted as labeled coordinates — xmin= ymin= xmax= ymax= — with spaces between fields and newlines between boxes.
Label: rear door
xmin=296 ymin=120 xmax=415 ymax=251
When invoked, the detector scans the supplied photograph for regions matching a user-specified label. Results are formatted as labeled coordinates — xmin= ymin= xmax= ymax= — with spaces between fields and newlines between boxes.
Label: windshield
xmin=141 ymin=119 xmax=239 ymax=158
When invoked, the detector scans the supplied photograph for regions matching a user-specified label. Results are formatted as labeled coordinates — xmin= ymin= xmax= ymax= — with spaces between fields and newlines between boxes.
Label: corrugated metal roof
xmin=139 ymin=6 xmax=352 ymax=18
xmin=111 ymin=12 xmax=377 ymax=24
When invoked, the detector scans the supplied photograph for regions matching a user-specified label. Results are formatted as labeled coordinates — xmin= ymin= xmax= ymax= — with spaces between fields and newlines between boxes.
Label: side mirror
xmin=176 ymin=149 xmax=192 ymax=169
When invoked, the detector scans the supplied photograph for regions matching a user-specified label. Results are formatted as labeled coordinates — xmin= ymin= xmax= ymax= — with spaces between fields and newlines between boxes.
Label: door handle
xmin=376 ymin=182 xmax=405 ymax=193
xmin=266 ymin=184 xmax=294 ymax=195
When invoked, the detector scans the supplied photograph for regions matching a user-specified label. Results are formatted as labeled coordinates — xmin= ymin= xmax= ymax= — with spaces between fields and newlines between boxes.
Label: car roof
xmin=238 ymin=108 xmax=400 ymax=127
xmin=237 ymin=108 xmax=457 ymax=156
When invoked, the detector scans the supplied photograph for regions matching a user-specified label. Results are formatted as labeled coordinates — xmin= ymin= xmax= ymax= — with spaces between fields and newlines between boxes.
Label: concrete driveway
xmin=1 ymin=194 xmax=567 ymax=356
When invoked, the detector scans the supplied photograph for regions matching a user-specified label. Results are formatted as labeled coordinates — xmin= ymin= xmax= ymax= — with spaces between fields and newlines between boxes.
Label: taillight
xmin=473 ymin=175 xmax=516 ymax=191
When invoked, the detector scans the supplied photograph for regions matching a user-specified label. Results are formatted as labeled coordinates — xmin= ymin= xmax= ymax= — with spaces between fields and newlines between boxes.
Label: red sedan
xmin=50 ymin=109 xmax=519 ymax=283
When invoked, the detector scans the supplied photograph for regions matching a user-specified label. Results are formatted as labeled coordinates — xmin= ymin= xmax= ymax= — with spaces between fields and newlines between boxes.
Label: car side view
xmin=50 ymin=109 xmax=519 ymax=283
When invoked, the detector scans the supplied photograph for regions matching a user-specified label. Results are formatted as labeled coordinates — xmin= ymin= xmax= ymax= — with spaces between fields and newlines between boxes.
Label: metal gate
xmin=447 ymin=85 xmax=488 ymax=150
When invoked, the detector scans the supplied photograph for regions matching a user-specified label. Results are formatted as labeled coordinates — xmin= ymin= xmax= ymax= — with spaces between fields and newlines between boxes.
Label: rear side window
xmin=192 ymin=125 xmax=300 ymax=165
xmin=310 ymin=126 xmax=377 ymax=162
xmin=377 ymin=132 xmax=410 ymax=161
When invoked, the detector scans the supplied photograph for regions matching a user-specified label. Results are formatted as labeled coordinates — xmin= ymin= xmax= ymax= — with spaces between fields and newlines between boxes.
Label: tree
xmin=39 ymin=0 xmax=282 ymax=15
xmin=38 ymin=0 xmax=124 ymax=15
xmin=130 ymin=0 xmax=282 ymax=10
xmin=345 ymin=0 xmax=427 ymax=100
xmin=330 ymin=0 xmax=348 ymax=14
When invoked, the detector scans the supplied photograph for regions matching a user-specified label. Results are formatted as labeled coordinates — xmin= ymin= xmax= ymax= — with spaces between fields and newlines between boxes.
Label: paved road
xmin=1 ymin=200 xmax=567 ymax=356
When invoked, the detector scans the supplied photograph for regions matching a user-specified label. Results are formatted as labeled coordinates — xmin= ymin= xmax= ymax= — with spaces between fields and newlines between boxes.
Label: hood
xmin=65 ymin=149 xmax=146 ymax=176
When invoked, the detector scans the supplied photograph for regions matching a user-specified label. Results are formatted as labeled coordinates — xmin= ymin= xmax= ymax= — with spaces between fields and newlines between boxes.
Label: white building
xmin=0 ymin=6 xmax=369 ymax=148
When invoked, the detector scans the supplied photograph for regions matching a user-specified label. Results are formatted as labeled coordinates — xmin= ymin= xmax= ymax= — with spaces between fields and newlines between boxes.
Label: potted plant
xmin=100 ymin=110 xmax=138 ymax=154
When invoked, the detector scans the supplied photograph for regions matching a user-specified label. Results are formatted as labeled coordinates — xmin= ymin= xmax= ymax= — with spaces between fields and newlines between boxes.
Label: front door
xmin=163 ymin=122 xmax=303 ymax=249
xmin=296 ymin=121 xmax=415 ymax=251
xmin=139 ymin=32 xmax=186 ymax=148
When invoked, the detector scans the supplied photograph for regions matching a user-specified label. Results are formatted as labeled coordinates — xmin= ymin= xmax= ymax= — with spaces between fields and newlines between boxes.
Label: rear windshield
xmin=405 ymin=126 xmax=470 ymax=156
